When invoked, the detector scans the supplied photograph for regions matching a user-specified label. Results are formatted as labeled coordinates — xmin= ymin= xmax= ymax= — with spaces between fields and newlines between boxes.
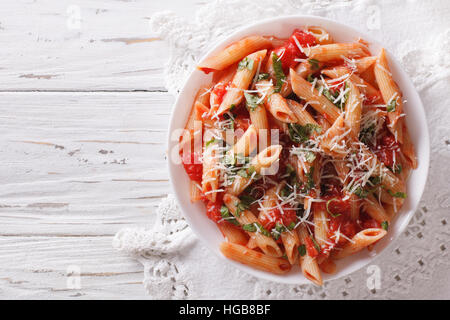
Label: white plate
xmin=167 ymin=15 xmax=430 ymax=284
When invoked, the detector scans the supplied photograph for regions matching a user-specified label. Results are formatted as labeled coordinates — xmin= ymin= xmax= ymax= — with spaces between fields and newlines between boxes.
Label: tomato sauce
xmin=374 ymin=132 xmax=400 ymax=168
xmin=181 ymin=152 xmax=203 ymax=182
xmin=272 ymin=29 xmax=318 ymax=73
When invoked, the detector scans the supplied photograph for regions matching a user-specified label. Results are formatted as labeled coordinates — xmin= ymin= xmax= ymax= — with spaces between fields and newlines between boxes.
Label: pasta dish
xmin=178 ymin=26 xmax=417 ymax=285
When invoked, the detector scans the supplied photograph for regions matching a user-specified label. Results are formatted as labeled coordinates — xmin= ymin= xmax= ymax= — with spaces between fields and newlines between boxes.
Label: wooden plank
xmin=0 ymin=0 xmax=202 ymax=91
xmin=0 ymin=92 xmax=173 ymax=235
xmin=0 ymin=236 xmax=149 ymax=299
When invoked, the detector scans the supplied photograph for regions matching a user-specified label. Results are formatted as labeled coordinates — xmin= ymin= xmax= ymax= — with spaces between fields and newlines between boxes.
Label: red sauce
xmin=212 ymin=82 xmax=229 ymax=105
xmin=259 ymin=204 xmax=297 ymax=232
xmin=375 ymin=133 xmax=400 ymax=168
xmin=272 ymin=29 xmax=318 ymax=73
xmin=205 ymin=200 xmax=223 ymax=223
xmin=181 ymin=152 xmax=203 ymax=182
xmin=304 ymin=236 xmax=319 ymax=258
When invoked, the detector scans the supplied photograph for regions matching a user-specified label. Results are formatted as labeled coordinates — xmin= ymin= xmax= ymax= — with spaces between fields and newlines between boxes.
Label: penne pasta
xmin=226 ymin=145 xmax=282 ymax=195
xmin=179 ymin=26 xmax=416 ymax=285
xmin=223 ymin=193 xmax=283 ymax=257
xmin=297 ymin=225 xmax=323 ymax=286
xmin=374 ymin=48 xmax=403 ymax=143
xmin=220 ymin=242 xmax=291 ymax=274
xmin=198 ymin=36 xmax=272 ymax=72
xmin=332 ymin=228 xmax=387 ymax=259
xmin=344 ymin=81 xmax=363 ymax=139
xmin=307 ymin=42 xmax=369 ymax=62
xmin=217 ymin=49 xmax=267 ymax=116
xmin=218 ymin=223 xmax=249 ymax=245
xmin=290 ymin=68 xmax=341 ymax=123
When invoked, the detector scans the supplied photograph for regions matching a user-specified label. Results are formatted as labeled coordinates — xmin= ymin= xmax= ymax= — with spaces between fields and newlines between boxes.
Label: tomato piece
xmin=305 ymin=236 xmax=319 ymax=258
xmin=205 ymin=200 xmax=223 ymax=223
xmin=289 ymin=29 xmax=317 ymax=49
xmin=259 ymin=205 xmax=297 ymax=231
xmin=375 ymin=133 xmax=399 ymax=168
xmin=212 ymin=82 xmax=229 ymax=105
xmin=273 ymin=42 xmax=299 ymax=72
xmin=326 ymin=198 xmax=351 ymax=217
xmin=181 ymin=152 xmax=203 ymax=182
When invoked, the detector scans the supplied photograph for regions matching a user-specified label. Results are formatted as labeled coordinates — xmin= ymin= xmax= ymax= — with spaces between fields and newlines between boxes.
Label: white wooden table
xmin=0 ymin=0 xmax=203 ymax=299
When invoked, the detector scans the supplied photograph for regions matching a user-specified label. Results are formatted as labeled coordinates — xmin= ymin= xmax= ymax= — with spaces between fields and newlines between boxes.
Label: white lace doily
xmin=113 ymin=0 xmax=450 ymax=299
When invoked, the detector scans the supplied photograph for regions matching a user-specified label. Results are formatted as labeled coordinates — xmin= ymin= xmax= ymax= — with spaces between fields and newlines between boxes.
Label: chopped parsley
xmin=387 ymin=190 xmax=407 ymax=198
xmin=308 ymin=58 xmax=320 ymax=70
xmin=326 ymin=198 xmax=341 ymax=217
xmin=205 ymin=137 xmax=216 ymax=147
xmin=242 ymin=222 xmax=270 ymax=237
xmin=387 ymin=99 xmax=397 ymax=112
xmin=220 ymin=205 xmax=239 ymax=226
xmin=359 ymin=123 xmax=376 ymax=145
xmin=256 ymin=73 xmax=270 ymax=81
xmin=381 ymin=221 xmax=389 ymax=231
xmin=298 ymin=244 xmax=307 ymax=257
xmin=287 ymin=123 xmax=322 ymax=144
xmin=244 ymin=92 xmax=262 ymax=111
xmin=238 ymin=57 xmax=254 ymax=71
xmin=272 ymin=53 xmax=286 ymax=93
xmin=353 ymin=186 xmax=368 ymax=199
xmin=302 ymin=167 xmax=315 ymax=193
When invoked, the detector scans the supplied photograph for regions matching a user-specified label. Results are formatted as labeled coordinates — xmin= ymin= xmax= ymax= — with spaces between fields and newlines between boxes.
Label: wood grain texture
xmin=0 ymin=92 xmax=175 ymax=298
xmin=0 ymin=0 xmax=202 ymax=91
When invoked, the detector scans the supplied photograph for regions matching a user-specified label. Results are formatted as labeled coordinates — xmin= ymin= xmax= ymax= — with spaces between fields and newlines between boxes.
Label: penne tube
xmin=286 ymin=99 xmax=319 ymax=127
xmin=247 ymin=236 xmax=258 ymax=249
xmin=374 ymin=48 xmax=403 ymax=143
xmin=320 ymin=114 xmax=348 ymax=158
xmin=220 ymin=242 xmax=291 ymax=274
xmin=362 ymin=193 xmax=391 ymax=223
xmin=189 ymin=180 xmax=203 ymax=203
xmin=228 ymin=124 xmax=258 ymax=157
xmin=322 ymin=67 xmax=381 ymax=104
xmin=307 ymin=26 xmax=333 ymax=45
xmin=295 ymin=60 xmax=324 ymax=79
xmin=218 ymin=223 xmax=248 ymax=245
xmin=307 ymin=42 xmax=370 ymax=62
xmin=281 ymin=231 xmax=300 ymax=265
xmin=313 ymin=205 xmax=329 ymax=248
xmin=400 ymin=118 xmax=418 ymax=169
xmin=256 ymin=80 xmax=297 ymax=123
xmin=226 ymin=145 xmax=282 ymax=195
xmin=198 ymin=36 xmax=272 ymax=72
xmin=202 ymin=130 xmax=220 ymax=202
xmin=290 ymin=68 xmax=341 ymax=123
xmin=265 ymin=51 xmax=292 ymax=97
xmin=319 ymin=258 xmax=337 ymax=274
xmin=223 ymin=193 xmax=283 ymax=257
xmin=351 ymin=56 xmax=377 ymax=74
xmin=217 ymin=49 xmax=267 ymax=115
xmin=332 ymin=228 xmax=387 ymax=259
xmin=297 ymin=225 xmax=323 ymax=286
xmin=344 ymin=81 xmax=363 ymax=139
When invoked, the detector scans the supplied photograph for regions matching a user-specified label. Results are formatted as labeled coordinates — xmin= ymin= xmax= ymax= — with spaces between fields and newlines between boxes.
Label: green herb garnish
xmin=298 ymin=244 xmax=306 ymax=257
xmin=220 ymin=205 xmax=239 ymax=226
xmin=387 ymin=190 xmax=407 ymax=198
xmin=387 ymin=99 xmax=397 ymax=112
xmin=256 ymin=73 xmax=269 ymax=81
xmin=238 ymin=57 xmax=254 ymax=71
xmin=308 ymin=58 xmax=320 ymax=70
xmin=244 ymin=92 xmax=262 ymax=111
xmin=272 ymin=53 xmax=286 ymax=93
xmin=381 ymin=221 xmax=389 ymax=231
xmin=287 ymin=123 xmax=322 ymax=144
